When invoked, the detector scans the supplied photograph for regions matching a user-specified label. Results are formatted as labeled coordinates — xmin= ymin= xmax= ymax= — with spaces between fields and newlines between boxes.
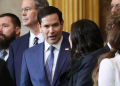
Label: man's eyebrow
xmin=2 ymin=23 xmax=7 ymax=25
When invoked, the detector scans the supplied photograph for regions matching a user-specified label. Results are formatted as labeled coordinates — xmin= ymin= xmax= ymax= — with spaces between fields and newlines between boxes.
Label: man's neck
xmin=28 ymin=25 xmax=40 ymax=36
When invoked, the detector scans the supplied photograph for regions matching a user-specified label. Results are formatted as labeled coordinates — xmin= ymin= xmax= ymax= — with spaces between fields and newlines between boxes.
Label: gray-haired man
xmin=8 ymin=0 xmax=49 ymax=86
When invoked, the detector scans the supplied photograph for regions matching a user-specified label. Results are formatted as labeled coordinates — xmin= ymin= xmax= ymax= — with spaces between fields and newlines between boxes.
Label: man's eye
xmin=25 ymin=8 xmax=30 ymax=11
xmin=53 ymin=23 xmax=58 ymax=27
xmin=117 ymin=4 xmax=120 ymax=8
xmin=3 ymin=25 xmax=8 ymax=27
xmin=44 ymin=25 xmax=49 ymax=28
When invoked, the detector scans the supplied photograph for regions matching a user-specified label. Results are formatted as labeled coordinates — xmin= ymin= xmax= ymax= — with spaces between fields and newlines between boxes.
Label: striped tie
xmin=33 ymin=37 xmax=39 ymax=46
xmin=45 ymin=46 xmax=55 ymax=85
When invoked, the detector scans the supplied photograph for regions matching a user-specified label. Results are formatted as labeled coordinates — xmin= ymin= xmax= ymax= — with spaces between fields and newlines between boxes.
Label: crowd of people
xmin=0 ymin=0 xmax=120 ymax=86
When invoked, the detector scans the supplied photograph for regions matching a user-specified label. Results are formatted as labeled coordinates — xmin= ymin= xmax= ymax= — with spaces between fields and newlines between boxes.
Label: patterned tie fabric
xmin=45 ymin=46 xmax=55 ymax=85
xmin=1 ymin=50 xmax=7 ymax=59
xmin=0 ymin=50 xmax=3 ymax=58
xmin=33 ymin=37 xmax=39 ymax=46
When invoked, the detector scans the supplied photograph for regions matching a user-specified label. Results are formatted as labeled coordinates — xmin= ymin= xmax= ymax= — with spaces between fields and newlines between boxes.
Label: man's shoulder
xmin=90 ymin=45 xmax=110 ymax=57
xmin=24 ymin=42 xmax=44 ymax=54
xmin=62 ymin=31 xmax=69 ymax=38
xmin=83 ymin=45 xmax=110 ymax=64
xmin=10 ymin=33 xmax=30 ymax=45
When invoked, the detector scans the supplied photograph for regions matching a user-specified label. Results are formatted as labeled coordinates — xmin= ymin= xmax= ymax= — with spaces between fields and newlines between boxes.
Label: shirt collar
xmin=107 ymin=42 xmax=111 ymax=49
xmin=45 ymin=36 xmax=63 ymax=52
xmin=30 ymin=31 xmax=44 ymax=42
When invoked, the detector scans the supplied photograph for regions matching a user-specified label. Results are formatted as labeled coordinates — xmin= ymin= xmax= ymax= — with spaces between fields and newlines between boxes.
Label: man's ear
xmin=15 ymin=27 xmax=20 ymax=38
xmin=37 ymin=22 xmax=42 ymax=33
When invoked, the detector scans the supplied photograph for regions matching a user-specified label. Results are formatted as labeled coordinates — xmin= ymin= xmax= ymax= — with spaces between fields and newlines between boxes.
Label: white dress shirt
xmin=107 ymin=42 xmax=111 ymax=49
xmin=44 ymin=36 xmax=63 ymax=82
xmin=98 ymin=50 xmax=120 ymax=86
xmin=29 ymin=31 xmax=44 ymax=48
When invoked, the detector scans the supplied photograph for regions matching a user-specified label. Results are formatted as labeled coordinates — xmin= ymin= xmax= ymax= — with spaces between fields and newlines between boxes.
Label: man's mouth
xmin=0 ymin=35 xmax=4 ymax=39
xmin=49 ymin=35 xmax=57 ymax=40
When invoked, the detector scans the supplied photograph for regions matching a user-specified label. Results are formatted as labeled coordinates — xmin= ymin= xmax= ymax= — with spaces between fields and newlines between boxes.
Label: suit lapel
xmin=52 ymin=37 xmax=70 ymax=86
xmin=35 ymin=42 xmax=50 ymax=86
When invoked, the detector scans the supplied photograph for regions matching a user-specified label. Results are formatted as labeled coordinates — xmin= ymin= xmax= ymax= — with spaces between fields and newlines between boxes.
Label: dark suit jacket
xmin=60 ymin=57 xmax=84 ymax=86
xmin=60 ymin=44 xmax=110 ymax=86
xmin=20 ymin=36 xmax=70 ymax=86
xmin=0 ymin=59 xmax=13 ymax=86
xmin=8 ymin=31 xmax=69 ymax=86
xmin=75 ymin=44 xmax=110 ymax=86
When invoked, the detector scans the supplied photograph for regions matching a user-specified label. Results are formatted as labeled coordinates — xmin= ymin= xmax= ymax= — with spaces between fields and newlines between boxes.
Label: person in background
xmin=0 ymin=13 xmax=21 ymax=63
xmin=92 ymin=10 xmax=120 ymax=86
xmin=110 ymin=0 xmax=120 ymax=15
xmin=8 ymin=0 xmax=49 ymax=86
xmin=60 ymin=19 xmax=103 ymax=86
xmin=20 ymin=6 xmax=70 ymax=86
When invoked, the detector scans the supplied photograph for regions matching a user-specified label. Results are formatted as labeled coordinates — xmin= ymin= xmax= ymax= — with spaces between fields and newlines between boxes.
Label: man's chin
xmin=22 ymin=22 xmax=29 ymax=26
xmin=49 ymin=40 xmax=59 ymax=45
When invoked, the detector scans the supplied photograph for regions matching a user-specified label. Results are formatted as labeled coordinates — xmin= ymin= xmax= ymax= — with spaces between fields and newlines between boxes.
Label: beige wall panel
xmin=0 ymin=0 xmax=29 ymax=36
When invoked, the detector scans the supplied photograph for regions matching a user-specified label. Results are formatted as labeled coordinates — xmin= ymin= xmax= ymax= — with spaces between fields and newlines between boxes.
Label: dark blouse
xmin=60 ymin=57 xmax=84 ymax=86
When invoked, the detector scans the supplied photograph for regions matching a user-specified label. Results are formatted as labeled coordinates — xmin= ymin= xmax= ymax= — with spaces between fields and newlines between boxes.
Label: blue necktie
xmin=1 ymin=50 xmax=7 ymax=59
xmin=0 ymin=50 xmax=3 ymax=58
xmin=33 ymin=37 xmax=39 ymax=46
xmin=45 ymin=46 xmax=55 ymax=85
xmin=0 ymin=50 xmax=7 ymax=60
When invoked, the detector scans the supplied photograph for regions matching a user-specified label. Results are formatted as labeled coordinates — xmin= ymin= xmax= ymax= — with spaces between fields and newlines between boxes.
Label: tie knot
xmin=34 ymin=37 xmax=39 ymax=41
xmin=49 ymin=46 xmax=55 ymax=52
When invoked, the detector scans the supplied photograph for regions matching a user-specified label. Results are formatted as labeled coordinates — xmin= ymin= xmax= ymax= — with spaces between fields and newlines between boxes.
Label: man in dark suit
xmin=0 ymin=59 xmax=13 ymax=86
xmin=0 ymin=13 xmax=21 ymax=62
xmin=75 ymin=44 xmax=110 ymax=86
xmin=8 ymin=0 xmax=69 ymax=86
xmin=20 ymin=6 xmax=70 ymax=86
xmin=8 ymin=0 xmax=49 ymax=86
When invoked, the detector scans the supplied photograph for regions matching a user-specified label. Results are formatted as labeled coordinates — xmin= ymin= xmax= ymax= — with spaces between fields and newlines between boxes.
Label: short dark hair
xmin=70 ymin=19 xmax=103 ymax=65
xmin=34 ymin=0 xmax=49 ymax=11
xmin=0 ymin=13 xmax=21 ymax=28
xmin=37 ymin=6 xmax=63 ymax=25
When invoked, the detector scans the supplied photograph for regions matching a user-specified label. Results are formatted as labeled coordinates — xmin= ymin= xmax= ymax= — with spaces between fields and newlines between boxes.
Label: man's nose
xmin=49 ymin=27 xmax=54 ymax=33
xmin=111 ymin=6 xmax=117 ymax=15
xmin=21 ymin=10 xmax=26 ymax=16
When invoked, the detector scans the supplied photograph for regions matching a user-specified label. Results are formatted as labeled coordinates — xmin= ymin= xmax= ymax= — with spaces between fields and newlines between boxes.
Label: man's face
xmin=111 ymin=0 xmax=120 ymax=15
xmin=0 ymin=16 xmax=16 ymax=49
xmin=21 ymin=0 xmax=38 ymax=27
xmin=39 ymin=13 xmax=63 ymax=45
